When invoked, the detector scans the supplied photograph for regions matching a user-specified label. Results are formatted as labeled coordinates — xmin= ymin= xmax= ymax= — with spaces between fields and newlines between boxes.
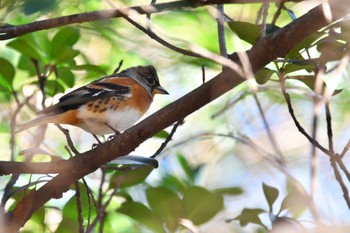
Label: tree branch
xmin=0 ymin=0 xmax=307 ymax=40
xmin=2 ymin=0 xmax=350 ymax=231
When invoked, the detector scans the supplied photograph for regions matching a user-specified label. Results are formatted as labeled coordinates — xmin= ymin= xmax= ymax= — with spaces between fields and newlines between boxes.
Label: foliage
xmin=0 ymin=0 xmax=350 ymax=233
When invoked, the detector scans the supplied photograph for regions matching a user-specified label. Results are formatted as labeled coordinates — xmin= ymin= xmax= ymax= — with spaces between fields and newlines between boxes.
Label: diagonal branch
xmin=1 ymin=0 xmax=350 ymax=232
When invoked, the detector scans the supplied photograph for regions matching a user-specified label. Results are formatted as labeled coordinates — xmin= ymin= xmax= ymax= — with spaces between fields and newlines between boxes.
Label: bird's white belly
xmin=77 ymin=106 xmax=143 ymax=134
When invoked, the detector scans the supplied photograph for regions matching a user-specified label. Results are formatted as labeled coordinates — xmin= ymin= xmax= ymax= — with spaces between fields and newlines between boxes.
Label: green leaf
xmin=255 ymin=68 xmax=275 ymax=84
xmin=146 ymin=187 xmax=183 ymax=231
xmin=57 ymin=67 xmax=75 ymax=88
xmin=228 ymin=22 xmax=260 ymax=45
xmin=23 ymin=0 xmax=57 ymax=15
xmin=70 ymin=64 xmax=107 ymax=75
xmin=51 ymin=28 xmax=80 ymax=64
xmin=262 ymin=183 xmax=279 ymax=213
xmin=160 ymin=174 xmax=189 ymax=193
xmin=154 ymin=130 xmax=169 ymax=139
xmin=109 ymin=166 xmax=154 ymax=188
xmin=176 ymin=153 xmax=194 ymax=181
xmin=18 ymin=55 xmax=37 ymax=76
xmin=234 ymin=208 xmax=266 ymax=227
xmin=55 ymin=219 xmax=79 ymax=233
xmin=183 ymin=186 xmax=224 ymax=225
xmin=7 ymin=37 xmax=43 ymax=61
xmin=117 ymin=201 xmax=166 ymax=233
xmin=283 ymin=63 xmax=315 ymax=74
xmin=286 ymin=75 xmax=342 ymax=95
xmin=280 ymin=183 xmax=309 ymax=217
xmin=213 ymin=187 xmax=243 ymax=196
xmin=0 ymin=58 xmax=15 ymax=88
xmin=52 ymin=47 xmax=79 ymax=64
xmin=287 ymin=32 xmax=324 ymax=59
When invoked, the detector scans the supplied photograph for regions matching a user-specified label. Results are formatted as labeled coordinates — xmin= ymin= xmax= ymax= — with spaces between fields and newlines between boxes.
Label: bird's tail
xmin=16 ymin=115 xmax=57 ymax=133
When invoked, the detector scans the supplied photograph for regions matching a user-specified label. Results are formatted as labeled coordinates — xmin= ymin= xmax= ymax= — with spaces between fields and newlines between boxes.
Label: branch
xmin=0 ymin=0 xmax=307 ymax=40
xmin=2 ymin=0 xmax=350 ymax=231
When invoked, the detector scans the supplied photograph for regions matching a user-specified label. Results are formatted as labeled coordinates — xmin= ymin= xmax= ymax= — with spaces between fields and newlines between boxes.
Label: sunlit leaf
xmin=154 ymin=130 xmax=169 ymax=139
xmin=55 ymin=219 xmax=79 ymax=233
xmin=280 ymin=183 xmax=309 ymax=217
xmin=117 ymin=201 xmax=166 ymax=233
xmin=183 ymin=186 xmax=224 ymax=225
xmin=7 ymin=36 xmax=43 ymax=61
xmin=262 ymin=183 xmax=279 ymax=213
xmin=146 ymin=187 xmax=183 ymax=231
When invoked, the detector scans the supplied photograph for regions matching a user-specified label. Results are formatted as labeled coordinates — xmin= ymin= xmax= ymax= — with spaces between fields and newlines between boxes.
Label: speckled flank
xmin=75 ymin=78 xmax=153 ymax=134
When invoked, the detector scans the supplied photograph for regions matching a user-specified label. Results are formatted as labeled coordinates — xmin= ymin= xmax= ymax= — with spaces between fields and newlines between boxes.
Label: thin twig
xmin=55 ymin=124 xmax=80 ymax=155
xmin=325 ymin=102 xmax=334 ymax=154
xmin=75 ymin=181 xmax=84 ymax=233
xmin=201 ymin=65 xmax=206 ymax=84
xmin=252 ymin=93 xmax=284 ymax=162
xmin=112 ymin=60 xmax=124 ymax=74
xmin=217 ymin=4 xmax=227 ymax=60
xmin=340 ymin=139 xmax=350 ymax=158
xmin=260 ymin=0 xmax=269 ymax=37
xmin=278 ymin=72 xmax=330 ymax=156
xmin=150 ymin=119 xmax=184 ymax=158
xmin=329 ymin=156 xmax=350 ymax=208
xmin=310 ymin=113 xmax=319 ymax=199
xmin=271 ymin=1 xmax=285 ymax=25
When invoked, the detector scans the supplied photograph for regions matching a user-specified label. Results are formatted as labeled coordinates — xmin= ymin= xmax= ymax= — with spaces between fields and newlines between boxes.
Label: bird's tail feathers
xmin=16 ymin=115 xmax=57 ymax=133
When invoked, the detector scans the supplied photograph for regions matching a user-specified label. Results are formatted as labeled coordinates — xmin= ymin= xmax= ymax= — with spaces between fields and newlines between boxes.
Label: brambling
xmin=17 ymin=65 xmax=168 ymax=134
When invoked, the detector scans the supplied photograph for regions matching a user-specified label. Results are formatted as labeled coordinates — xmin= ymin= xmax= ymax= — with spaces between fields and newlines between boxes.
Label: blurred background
xmin=1 ymin=0 xmax=350 ymax=232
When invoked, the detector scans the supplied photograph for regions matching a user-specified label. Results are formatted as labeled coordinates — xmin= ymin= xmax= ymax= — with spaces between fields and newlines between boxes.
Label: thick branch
xmin=2 ymin=0 xmax=350 ymax=231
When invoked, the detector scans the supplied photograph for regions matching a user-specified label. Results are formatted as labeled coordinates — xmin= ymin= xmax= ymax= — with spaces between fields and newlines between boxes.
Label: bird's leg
xmin=105 ymin=123 xmax=121 ymax=141
xmin=91 ymin=134 xmax=102 ymax=148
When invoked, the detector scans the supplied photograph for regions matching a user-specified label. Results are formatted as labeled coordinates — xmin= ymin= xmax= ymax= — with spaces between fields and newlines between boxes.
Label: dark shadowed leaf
xmin=146 ymin=187 xmax=183 ymax=231
xmin=23 ymin=0 xmax=57 ymax=15
xmin=213 ymin=187 xmax=243 ymax=196
xmin=57 ymin=67 xmax=75 ymax=88
xmin=255 ymin=68 xmax=275 ymax=84
xmin=228 ymin=21 xmax=260 ymax=45
xmin=183 ymin=186 xmax=224 ymax=225
xmin=0 ymin=58 xmax=15 ymax=89
xmin=283 ymin=63 xmax=315 ymax=74
xmin=262 ymin=183 xmax=279 ymax=213
xmin=117 ymin=201 xmax=166 ymax=233
xmin=234 ymin=208 xmax=266 ymax=227
xmin=109 ymin=166 xmax=154 ymax=188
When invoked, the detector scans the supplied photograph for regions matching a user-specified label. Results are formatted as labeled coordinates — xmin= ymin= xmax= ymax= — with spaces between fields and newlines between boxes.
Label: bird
xmin=17 ymin=65 xmax=168 ymax=135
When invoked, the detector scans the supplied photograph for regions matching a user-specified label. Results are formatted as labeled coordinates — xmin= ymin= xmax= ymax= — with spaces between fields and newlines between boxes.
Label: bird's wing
xmin=41 ymin=79 xmax=131 ymax=115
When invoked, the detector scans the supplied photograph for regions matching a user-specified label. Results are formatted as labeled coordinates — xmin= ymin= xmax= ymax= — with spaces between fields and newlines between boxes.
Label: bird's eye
xmin=145 ymin=76 xmax=156 ymax=85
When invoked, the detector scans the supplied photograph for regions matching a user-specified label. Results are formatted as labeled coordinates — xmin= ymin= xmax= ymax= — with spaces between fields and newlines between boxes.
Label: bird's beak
xmin=153 ymin=86 xmax=169 ymax=95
